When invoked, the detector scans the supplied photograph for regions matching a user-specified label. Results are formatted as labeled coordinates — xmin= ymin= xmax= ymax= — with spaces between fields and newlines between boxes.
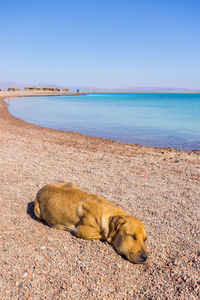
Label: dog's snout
xmin=140 ymin=252 xmax=148 ymax=262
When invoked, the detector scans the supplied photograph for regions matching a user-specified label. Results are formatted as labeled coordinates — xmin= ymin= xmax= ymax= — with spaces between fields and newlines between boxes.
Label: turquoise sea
xmin=6 ymin=93 xmax=200 ymax=150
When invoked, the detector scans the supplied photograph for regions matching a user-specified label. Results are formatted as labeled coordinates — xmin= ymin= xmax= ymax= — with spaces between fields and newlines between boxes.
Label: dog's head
xmin=107 ymin=215 xmax=148 ymax=264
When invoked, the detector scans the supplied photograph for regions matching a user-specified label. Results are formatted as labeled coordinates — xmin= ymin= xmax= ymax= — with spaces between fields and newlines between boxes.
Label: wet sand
xmin=0 ymin=92 xmax=199 ymax=299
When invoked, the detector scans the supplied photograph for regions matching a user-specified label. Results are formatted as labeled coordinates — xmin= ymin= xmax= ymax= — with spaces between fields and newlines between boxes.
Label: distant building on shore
xmin=7 ymin=88 xmax=20 ymax=91
xmin=24 ymin=87 xmax=60 ymax=92
xmin=62 ymin=88 xmax=69 ymax=92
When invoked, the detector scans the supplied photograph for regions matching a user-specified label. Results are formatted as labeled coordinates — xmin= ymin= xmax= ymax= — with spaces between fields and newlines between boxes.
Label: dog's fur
xmin=34 ymin=182 xmax=148 ymax=263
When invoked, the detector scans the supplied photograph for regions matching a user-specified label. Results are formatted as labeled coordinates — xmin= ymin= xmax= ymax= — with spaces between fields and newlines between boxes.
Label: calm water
xmin=6 ymin=93 xmax=200 ymax=150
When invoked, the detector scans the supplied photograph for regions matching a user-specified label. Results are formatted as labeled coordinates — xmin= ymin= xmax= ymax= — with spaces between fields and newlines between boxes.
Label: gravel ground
xmin=0 ymin=96 xmax=200 ymax=300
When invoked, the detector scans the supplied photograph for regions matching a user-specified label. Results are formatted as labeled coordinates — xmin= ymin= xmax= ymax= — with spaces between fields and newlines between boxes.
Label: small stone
xmin=172 ymin=259 xmax=177 ymax=266
xmin=18 ymin=282 xmax=24 ymax=289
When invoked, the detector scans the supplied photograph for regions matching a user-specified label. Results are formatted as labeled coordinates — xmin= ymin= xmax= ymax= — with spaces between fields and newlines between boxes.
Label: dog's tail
xmin=34 ymin=198 xmax=41 ymax=219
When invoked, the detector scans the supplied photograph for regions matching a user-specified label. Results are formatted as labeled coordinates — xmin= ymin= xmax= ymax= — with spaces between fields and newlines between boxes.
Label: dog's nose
xmin=140 ymin=253 xmax=148 ymax=262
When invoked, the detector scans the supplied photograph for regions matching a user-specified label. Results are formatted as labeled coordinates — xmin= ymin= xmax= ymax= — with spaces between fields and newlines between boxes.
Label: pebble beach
xmin=0 ymin=92 xmax=199 ymax=299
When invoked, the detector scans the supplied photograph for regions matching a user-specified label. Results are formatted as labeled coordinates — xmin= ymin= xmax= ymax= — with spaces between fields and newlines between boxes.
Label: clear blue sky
xmin=0 ymin=0 xmax=200 ymax=89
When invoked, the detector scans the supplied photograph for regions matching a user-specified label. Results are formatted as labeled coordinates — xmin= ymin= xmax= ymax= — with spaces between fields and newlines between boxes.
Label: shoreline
xmin=0 ymin=92 xmax=200 ymax=299
xmin=2 ymin=91 xmax=200 ymax=153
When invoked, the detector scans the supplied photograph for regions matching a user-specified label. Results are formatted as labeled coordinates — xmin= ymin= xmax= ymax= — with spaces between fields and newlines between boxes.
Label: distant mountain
xmin=0 ymin=81 xmax=69 ymax=90
xmin=0 ymin=80 xmax=198 ymax=92
xmin=0 ymin=80 xmax=24 ymax=90
xmin=128 ymin=87 xmax=197 ymax=92
xmin=94 ymin=86 xmax=198 ymax=92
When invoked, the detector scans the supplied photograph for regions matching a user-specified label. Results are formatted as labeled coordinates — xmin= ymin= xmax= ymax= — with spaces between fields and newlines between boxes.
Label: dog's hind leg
xmin=34 ymin=200 xmax=41 ymax=219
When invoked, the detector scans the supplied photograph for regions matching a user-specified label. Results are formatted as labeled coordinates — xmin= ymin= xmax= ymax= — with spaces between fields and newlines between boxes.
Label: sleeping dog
xmin=34 ymin=182 xmax=148 ymax=264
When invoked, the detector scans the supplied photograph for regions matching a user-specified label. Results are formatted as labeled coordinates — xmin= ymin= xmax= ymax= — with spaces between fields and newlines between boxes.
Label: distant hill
xmin=0 ymin=80 xmax=198 ymax=92
xmin=0 ymin=81 xmax=65 ymax=90
xmin=94 ymin=86 xmax=198 ymax=92
xmin=0 ymin=80 xmax=23 ymax=90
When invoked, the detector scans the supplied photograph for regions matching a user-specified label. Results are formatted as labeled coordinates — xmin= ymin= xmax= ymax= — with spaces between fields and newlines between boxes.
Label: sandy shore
xmin=0 ymin=92 xmax=200 ymax=299
xmin=0 ymin=90 xmax=80 ymax=98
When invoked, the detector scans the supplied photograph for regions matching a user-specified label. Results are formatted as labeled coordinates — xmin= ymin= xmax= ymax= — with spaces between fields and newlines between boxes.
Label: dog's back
xmin=34 ymin=181 xmax=122 ymax=231
xmin=34 ymin=181 xmax=79 ymax=220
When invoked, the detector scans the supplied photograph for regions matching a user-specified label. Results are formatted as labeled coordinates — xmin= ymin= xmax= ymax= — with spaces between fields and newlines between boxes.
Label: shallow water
xmin=7 ymin=93 xmax=200 ymax=150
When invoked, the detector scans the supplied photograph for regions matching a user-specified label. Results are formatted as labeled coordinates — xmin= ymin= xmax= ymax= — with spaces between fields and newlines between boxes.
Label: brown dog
xmin=34 ymin=182 xmax=148 ymax=264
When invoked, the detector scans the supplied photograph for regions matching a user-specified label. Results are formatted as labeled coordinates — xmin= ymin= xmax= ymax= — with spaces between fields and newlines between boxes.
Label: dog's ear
xmin=107 ymin=216 xmax=126 ymax=242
